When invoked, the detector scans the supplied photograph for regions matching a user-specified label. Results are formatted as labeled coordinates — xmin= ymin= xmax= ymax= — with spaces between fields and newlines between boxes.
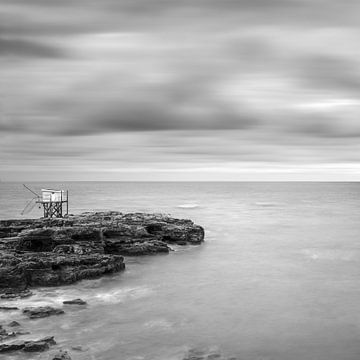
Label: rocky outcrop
xmin=23 ymin=306 xmax=65 ymax=319
xmin=0 ymin=211 xmax=204 ymax=291
xmin=0 ymin=251 xmax=125 ymax=289
xmin=0 ymin=335 xmax=56 ymax=353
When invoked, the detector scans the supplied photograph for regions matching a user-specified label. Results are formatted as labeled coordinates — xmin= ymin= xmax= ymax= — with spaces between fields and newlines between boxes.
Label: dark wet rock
xmin=71 ymin=345 xmax=85 ymax=351
xmin=23 ymin=306 xmax=64 ymax=319
xmin=0 ymin=336 xmax=56 ymax=353
xmin=145 ymin=221 xmax=205 ymax=245
xmin=0 ymin=211 xmax=204 ymax=289
xmin=16 ymin=228 xmax=55 ymax=252
xmin=0 ymin=306 xmax=19 ymax=310
xmin=63 ymin=298 xmax=87 ymax=305
xmin=104 ymin=238 xmax=170 ymax=255
xmin=52 ymin=349 xmax=72 ymax=359
xmin=0 ymin=340 xmax=26 ymax=353
xmin=23 ymin=341 xmax=49 ymax=352
xmin=8 ymin=321 xmax=21 ymax=327
xmin=16 ymin=227 xmax=104 ymax=254
xmin=183 ymin=348 xmax=237 ymax=360
xmin=40 ymin=336 xmax=56 ymax=345
xmin=0 ymin=252 xmax=125 ymax=288
xmin=0 ymin=289 xmax=33 ymax=299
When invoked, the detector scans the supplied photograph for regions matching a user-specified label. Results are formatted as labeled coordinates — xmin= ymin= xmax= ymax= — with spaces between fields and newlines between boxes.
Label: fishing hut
xmin=36 ymin=189 xmax=69 ymax=218
xmin=21 ymin=184 xmax=69 ymax=218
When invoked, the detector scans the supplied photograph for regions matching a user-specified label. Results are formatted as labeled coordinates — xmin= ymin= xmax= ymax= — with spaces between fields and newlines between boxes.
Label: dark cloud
xmin=0 ymin=37 xmax=64 ymax=58
xmin=18 ymin=100 xmax=257 ymax=136
xmin=86 ymin=105 xmax=255 ymax=134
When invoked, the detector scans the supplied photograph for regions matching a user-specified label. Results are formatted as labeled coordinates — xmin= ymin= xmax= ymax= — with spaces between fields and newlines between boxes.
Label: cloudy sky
xmin=1 ymin=0 xmax=360 ymax=181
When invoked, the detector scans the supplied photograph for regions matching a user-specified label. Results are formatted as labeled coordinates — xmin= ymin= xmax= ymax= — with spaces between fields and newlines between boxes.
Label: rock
xmin=207 ymin=354 xmax=222 ymax=359
xmin=52 ymin=350 xmax=72 ymax=359
xmin=0 ymin=252 xmax=125 ymax=288
xmin=71 ymin=345 xmax=85 ymax=351
xmin=23 ymin=306 xmax=64 ymax=319
xmin=104 ymin=238 xmax=170 ymax=255
xmin=145 ymin=221 xmax=205 ymax=245
xmin=0 ymin=325 xmax=31 ymax=341
xmin=21 ymin=336 xmax=56 ymax=353
xmin=8 ymin=321 xmax=20 ymax=327
xmin=0 ymin=289 xmax=33 ymax=299
xmin=0 ymin=306 xmax=19 ymax=310
xmin=15 ymin=331 xmax=31 ymax=335
xmin=39 ymin=335 xmax=56 ymax=345
xmin=23 ymin=341 xmax=49 ymax=352
xmin=16 ymin=228 xmax=55 ymax=252
xmin=0 ymin=211 xmax=204 ymax=290
xmin=0 ymin=330 xmax=16 ymax=342
xmin=63 ymin=298 xmax=87 ymax=305
xmin=183 ymin=348 xmax=229 ymax=360
xmin=0 ymin=340 xmax=26 ymax=353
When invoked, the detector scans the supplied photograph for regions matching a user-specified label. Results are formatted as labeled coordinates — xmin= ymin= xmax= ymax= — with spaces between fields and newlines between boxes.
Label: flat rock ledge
xmin=0 ymin=211 xmax=204 ymax=290
xmin=63 ymin=298 xmax=87 ymax=305
xmin=0 ymin=335 xmax=56 ymax=353
xmin=23 ymin=306 xmax=65 ymax=319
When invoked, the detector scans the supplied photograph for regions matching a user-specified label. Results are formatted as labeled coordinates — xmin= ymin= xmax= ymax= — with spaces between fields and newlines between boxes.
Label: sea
xmin=0 ymin=182 xmax=360 ymax=360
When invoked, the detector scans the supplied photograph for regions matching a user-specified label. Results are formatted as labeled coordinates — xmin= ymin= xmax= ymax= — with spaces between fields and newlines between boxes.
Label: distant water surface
xmin=0 ymin=182 xmax=360 ymax=360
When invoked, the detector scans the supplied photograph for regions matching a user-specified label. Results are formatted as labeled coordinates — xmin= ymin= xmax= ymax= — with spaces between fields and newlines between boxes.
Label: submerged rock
xmin=183 ymin=348 xmax=238 ymax=360
xmin=0 ymin=324 xmax=31 ymax=342
xmin=8 ymin=321 xmax=21 ymax=327
xmin=0 ymin=330 xmax=16 ymax=342
xmin=0 ymin=211 xmax=204 ymax=289
xmin=63 ymin=298 xmax=87 ymax=305
xmin=23 ymin=306 xmax=64 ymax=319
xmin=52 ymin=350 xmax=72 ymax=360
xmin=71 ymin=345 xmax=86 ymax=351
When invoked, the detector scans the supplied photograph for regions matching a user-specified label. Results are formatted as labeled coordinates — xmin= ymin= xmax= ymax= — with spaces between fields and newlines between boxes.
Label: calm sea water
xmin=0 ymin=182 xmax=360 ymax=360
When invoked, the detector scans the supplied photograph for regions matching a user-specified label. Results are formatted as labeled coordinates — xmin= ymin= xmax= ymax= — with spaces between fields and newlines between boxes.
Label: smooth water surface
xmin=0 ymin=182 xmax=360 ymax=360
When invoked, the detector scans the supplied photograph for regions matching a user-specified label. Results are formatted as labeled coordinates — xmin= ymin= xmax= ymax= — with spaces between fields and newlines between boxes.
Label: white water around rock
xmin=1 ymin=182 xmax=360 ymax=360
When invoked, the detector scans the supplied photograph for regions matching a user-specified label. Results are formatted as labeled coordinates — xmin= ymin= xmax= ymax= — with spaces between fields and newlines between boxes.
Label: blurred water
xmin=0 ymin=182 xmax=360 ymax=360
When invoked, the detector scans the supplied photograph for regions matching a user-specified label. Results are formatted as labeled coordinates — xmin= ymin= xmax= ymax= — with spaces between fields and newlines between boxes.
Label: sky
xmin=1 ymin=0 xmax=360 ymax=181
